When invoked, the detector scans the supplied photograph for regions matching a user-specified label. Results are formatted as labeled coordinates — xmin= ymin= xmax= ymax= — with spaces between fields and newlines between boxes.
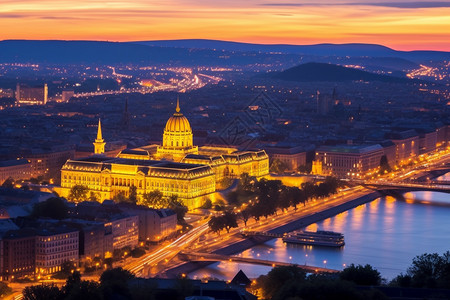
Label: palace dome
xmin=161 ymin=99 xmax=194 ymax=150
xmin=164 ymin=109 xmax=192 ymax=133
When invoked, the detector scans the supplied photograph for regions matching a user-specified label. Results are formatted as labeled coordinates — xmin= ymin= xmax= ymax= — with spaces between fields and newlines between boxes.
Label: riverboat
xmin=282 ymin=230 xmax=345 ymax=247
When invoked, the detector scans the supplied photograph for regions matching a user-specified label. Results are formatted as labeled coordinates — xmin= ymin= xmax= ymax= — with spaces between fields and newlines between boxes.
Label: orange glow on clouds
xmin=1 ymin=0 xmax=450 ymax=51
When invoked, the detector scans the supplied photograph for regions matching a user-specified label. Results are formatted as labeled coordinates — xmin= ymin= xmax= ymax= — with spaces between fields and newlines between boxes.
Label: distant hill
xmin=137 ymin=39 xmax=396 ymax=56
xmin=0 ymin=40 xmax=274 ymax=65
xmin=273 ymin=62 xmax=413 ymax=83
xmin=0 ymin=39 xmax=447 ymax=68
xmin=0 ymin=40 xmax=168 ymax=64
xmin=136 ymin=39 xmax=450 ymax=62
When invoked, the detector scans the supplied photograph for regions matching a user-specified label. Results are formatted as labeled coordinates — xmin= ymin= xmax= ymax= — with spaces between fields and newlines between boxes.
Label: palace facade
xmin=58 ymin=100 xmax=269 ymax=209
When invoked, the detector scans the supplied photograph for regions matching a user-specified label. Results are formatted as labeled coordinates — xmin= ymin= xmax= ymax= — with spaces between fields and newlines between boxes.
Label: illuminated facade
xmin=315 ymin=144 xmax=384 ymax=179
xmin=0 ymin=159 xmax=32 ymax=184
xmin=59 ymin=101 xmax=269 ymax=209
xmin=35 ymin=228 xmax=79 ymax=275
xmin=16 ymin=83 xmax=48 ymax=105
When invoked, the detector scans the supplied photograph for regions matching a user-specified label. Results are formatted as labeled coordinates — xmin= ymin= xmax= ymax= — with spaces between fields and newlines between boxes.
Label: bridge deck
xmin=179 ymin=251 xmax=339 ymax=274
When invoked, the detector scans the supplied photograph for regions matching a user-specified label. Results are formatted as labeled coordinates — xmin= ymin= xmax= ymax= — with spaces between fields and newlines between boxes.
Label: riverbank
xmin=163 ymin=191 xmax=381 ymax=277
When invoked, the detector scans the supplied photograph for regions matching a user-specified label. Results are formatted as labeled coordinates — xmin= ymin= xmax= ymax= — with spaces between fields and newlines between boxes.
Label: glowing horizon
xmin=1 ymin=0 xmax=450 ymax=51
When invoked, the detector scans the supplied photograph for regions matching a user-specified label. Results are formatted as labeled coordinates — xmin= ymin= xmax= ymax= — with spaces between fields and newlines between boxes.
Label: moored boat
xmin=282 ymin=230 xmax=345 ymax=247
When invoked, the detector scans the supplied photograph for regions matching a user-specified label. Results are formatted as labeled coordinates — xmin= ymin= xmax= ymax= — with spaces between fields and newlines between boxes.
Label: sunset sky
xmin=1 ymin=0 xmax=450 ymax=51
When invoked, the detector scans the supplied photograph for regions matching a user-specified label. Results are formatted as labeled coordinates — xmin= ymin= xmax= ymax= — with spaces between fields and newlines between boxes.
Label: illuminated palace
xmin=58 ymin=100 xmax=269 ymax=209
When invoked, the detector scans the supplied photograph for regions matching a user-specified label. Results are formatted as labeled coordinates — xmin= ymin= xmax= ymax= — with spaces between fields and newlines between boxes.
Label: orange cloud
xmin=0 ymin=0 xmax=449 ymax=51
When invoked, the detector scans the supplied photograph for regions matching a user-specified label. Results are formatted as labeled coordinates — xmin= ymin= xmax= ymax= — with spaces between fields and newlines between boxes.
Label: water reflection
xmin=189 ymin=192 xmax=450 ymax=281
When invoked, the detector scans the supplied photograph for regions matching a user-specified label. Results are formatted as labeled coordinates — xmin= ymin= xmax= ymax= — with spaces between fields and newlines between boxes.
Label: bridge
xmin=360 ymin=181 xmax=450 ymax=193
xmin=179 ymin=252 xmax=339 ymax=274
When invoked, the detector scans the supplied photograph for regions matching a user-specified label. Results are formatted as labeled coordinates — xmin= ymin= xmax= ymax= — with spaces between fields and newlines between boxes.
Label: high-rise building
xmin=15 ymin=83 xmax=48 ymax=105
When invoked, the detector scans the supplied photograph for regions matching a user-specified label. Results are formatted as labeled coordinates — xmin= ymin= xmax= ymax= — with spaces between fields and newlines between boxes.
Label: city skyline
xmin=1 ymin=0 xmax=450 ymax=51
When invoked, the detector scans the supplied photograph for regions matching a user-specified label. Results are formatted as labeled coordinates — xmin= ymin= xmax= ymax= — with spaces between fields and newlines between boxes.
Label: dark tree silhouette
xmin=32 ymin=197 xmax=68 ymax=220
xmin=68 ymin=184 xmax=89 ymax=203
xmin=23 ymin=284 xmax=63 ymax=300
xmin=340 ymin=264 xmax=382 ymax=286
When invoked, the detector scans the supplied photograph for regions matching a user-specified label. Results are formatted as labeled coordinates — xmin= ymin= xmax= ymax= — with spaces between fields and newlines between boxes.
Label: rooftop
xmin=317 ymin=144 xmax=383 ymax=154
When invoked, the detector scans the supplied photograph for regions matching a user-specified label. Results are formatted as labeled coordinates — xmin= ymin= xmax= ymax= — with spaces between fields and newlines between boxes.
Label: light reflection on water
xmin=189 ymin=192 xmax=450 ymax=281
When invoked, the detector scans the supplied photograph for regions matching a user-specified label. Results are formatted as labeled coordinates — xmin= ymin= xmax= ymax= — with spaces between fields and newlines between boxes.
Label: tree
xmin=130 ymin=247 xmax=146 ymax=258
xmin=1 ymin=177 xmax=14 ymax=188
xmin=23 ymin=284 xmax=63 ymax=300
xmin=68 ymin=184 xmax=89 ymax=203
xmin=298 ymin=163 xmax=312 ymax=174
xmin=272 ymin=276 xmax=380 ymax=300
xmin=201 ymin=198 xmax=212 ymax=209
xmin=379 ymin=155 xmax=391 ymax=174
xmin=62 ymin=271 xmax=81 ymax=296
xmin=389 ymin=273 xmax=412 ymax=287
xmin=168 ymin=196 xmax=188 ymax=223
xmin=248 ymin=202 xmax=263 ymax=222
xmin=142 ymin=190 xmax=166 ymax=208
xmin=240 ymin=208 xmax=251 ymax=226
xmin=255 ymin=266 xmax=306 ymax=299
xmin=226 ymin=190 xmax=240 ymax=205
xmin=53 ymin=261 xmax=77 ymax=279
xmin=278 ymin=186 xmax=293 ymax=212
xmin=100 ymin=267 xmax=134 ymax=283
xmin=238 ymin=172 xmax=256 ymax=192
xmin=255 ymin=179 xmax=281 ymax=218
xmin=0 ymin=282 xmax=12 ymax=298
xmin=222 ymin=210 xmax=238 ymax=233
xmin=173 ymin=275 xmax=194 ymax=300
xmin=88 ymin=192 xmax=99 ymax=202
xmin=301 ymin=181 xmax=317 ymax=201
xmin=100 ymin=267 xmax=134 ymax=300
xmin=61 ymin=271 xmax=102 ymax=300
xmin=113 ymin=191 xmax=127 ymax=203
xmin=208 ymin=215 xmax=224 ymax=235
xmin=269 ymin=159 xmax=289 ymax=174
xmin=128 ymin=185 xmax=137 ymax=204
xmin=32 ymin=197 xmax=68 ymax=220
xmin=340 ymin=264 xmax=382 ymax=286
xmin=406 ymin=252 xmax=444 ymax=288
xmin=65 ymin=280 xmax=102 ymax=300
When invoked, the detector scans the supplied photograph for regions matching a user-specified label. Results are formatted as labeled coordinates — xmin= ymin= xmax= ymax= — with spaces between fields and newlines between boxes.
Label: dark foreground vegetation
xmin=254 ymin=251 xmax=450 ymax=300
xmin=16 ymin=250 xmax=450 ymax=300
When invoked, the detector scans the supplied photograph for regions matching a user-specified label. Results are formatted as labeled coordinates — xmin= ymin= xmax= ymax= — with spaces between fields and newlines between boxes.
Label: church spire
xmin=176 ymin=96 xmax=180 ymax=113
xmin=96 ymin=119 xmax=103 ymax=141
xmin=93 ymin=118 xmax=106 ymax=155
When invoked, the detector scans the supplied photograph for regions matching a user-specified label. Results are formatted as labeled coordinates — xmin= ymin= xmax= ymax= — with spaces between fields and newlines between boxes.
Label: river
xmin=189 ymin=191 xmax=450 ymax=281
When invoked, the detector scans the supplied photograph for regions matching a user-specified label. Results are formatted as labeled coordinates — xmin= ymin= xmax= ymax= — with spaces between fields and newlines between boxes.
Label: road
xmin=124 ymin=220 xmax=210 ymax=277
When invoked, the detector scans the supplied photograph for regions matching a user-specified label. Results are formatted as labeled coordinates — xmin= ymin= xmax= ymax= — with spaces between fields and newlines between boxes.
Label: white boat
xmin=282 ymin=230 xmax=345 ymax=247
